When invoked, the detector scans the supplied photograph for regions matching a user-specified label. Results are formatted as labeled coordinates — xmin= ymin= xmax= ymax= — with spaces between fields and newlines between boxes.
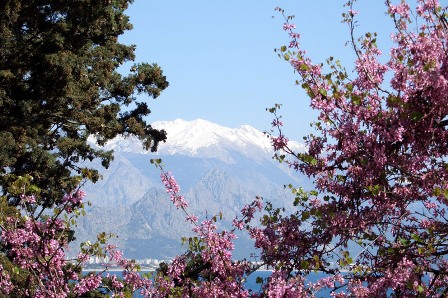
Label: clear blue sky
xmin=122 ymin=1 xmax=393 ymax=141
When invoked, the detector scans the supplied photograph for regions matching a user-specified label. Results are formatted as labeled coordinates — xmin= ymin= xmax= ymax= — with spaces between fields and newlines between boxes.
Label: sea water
xmin=82 ymin=270 xmax=334 ymax=297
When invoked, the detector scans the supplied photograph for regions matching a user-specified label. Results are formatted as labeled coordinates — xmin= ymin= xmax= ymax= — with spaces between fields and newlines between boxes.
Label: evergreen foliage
xmin=0 ymin=0 xmax=168 ymax=206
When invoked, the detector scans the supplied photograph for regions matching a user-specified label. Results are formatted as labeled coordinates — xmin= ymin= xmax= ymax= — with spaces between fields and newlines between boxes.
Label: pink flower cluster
xmin=0 ymin=265 xmax=12 ymax=295
xmin=0 ymin=190 xmax=154 ymax=297
xmin=74 ymin=274 xmax=103 ymax=295
xmin=265 ymin=0 xmax=448 ymax=296
xmin=271 ymin=135 xmax=289 ymax=151
xmin=62 ymin=189 xmax=86 ymax=213
xmin=0 ymin=195 xmax=95 ymax=297
xmin=160 ymin=171 xmax=189 ymax=209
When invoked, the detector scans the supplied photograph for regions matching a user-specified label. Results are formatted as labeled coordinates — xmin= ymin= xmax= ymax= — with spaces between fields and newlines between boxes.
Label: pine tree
xmin=0 ymin=0 xmax=168 ymax=206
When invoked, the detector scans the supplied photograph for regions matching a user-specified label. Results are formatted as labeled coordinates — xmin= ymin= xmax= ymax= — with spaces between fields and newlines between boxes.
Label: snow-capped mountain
xmin=77 ymin=119 xmax=310 ymax=259
xmin=153 ymin=119 xmax=274 ymax=160
xmin=98 ymin=119 xmax=306 ymax=163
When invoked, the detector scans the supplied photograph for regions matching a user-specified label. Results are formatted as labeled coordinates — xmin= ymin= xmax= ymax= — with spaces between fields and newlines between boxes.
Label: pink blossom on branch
xmin=271 ymin=135 xmax=289 ymax=152
xmin=265 ymin=0 xmax=448 ymax=296
xmin=0 ymin=265 xmax=12 ymax=295
xmin=160 ymin=171 xmax=189 ymax=209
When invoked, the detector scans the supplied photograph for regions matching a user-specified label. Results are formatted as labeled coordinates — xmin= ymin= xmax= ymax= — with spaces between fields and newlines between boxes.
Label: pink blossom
xmin=283 ymin=23 xmax=296 ymax=31
xmin=186 ymin=214 xmax=199 ymax=224
xmin=20 ymin=194 xmax=36 ymax=204
xmin=0 ymin=265 xmax=12 ymax=295
xmin=271 ymin=135 xmax=288 ymax=151
xmin=160 ymin=172 xmax=189 ymax=208
xmin=74 ymin=274 xmax=102 ymax=295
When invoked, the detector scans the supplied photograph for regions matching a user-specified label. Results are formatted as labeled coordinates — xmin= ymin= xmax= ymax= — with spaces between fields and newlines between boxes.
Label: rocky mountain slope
xmin=72 ymin=119 xmax=310 ymax=259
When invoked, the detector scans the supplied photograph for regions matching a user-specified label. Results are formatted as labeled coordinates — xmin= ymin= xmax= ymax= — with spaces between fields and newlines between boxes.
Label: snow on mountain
xmin=78 ymin=119 xmax=310 ymax=259
xmin=92 ymin=119 xmax=306 ymax=163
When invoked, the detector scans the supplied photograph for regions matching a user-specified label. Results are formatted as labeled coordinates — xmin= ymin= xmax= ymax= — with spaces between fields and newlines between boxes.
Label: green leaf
xmin=150 ymin=158 xmax=162 ymax=165
xmin=346 ymin=83 xmax=353 ymax=92
xmin=410 ymin=111 xmax=423 ymax=122
xmin=399 ymin=238 xmax=410 ymax=246
xmin=300 ymin=260 xmax=309 ymax=270
xmin=433 ymin=187 xmax=442 ymax=196
xmin=301 ymin=211 xmax=310 ymax=221
xmin=443 ymin=188 xmax=448 ymax=199
xmin=29 ymin=184 xmax=41 ymax=194
xmin=12 ymin=267 xmax=20 ymax=275
xmin=300 ymin=64 xmax=310 ymax=71
xmin=351 ymin=94 xmax=361 ymax=105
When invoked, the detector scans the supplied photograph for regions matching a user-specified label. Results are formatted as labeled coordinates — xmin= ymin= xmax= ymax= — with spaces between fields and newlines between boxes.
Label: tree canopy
xmin=0 ymin=0 xmax=168 ymax=206
xmin=0 ymin=1 xmax=168 ymax=296
xmin=260 ymin=1 xmax=448 ymax=295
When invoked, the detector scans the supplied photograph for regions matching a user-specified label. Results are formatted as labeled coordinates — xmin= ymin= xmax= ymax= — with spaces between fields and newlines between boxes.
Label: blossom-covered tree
xmin=0 ymin=174 xmax=153 ymax=297
xmin=261 ymin=0 xmax=448 ymax=296
xmin=149 ymin=0 xmax=448 ymax=296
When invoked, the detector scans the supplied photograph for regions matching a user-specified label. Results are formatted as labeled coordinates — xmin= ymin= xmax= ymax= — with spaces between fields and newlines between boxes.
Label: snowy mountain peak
xmin=91 ymin=119 xmax=306 ymax=163
xmin=152 ymin=119 xmax=274 ymax=161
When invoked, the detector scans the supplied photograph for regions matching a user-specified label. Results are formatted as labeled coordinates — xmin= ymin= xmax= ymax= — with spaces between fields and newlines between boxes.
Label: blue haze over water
xmin=83 ymin=270 xmax=334 ymax=297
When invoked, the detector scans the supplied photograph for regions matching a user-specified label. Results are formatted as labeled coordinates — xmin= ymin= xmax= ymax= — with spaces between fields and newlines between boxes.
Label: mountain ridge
xmin=94 ymin=118 xmax=306 ymax=164
xmin=76 ymin=119 xmax=309 ymax=259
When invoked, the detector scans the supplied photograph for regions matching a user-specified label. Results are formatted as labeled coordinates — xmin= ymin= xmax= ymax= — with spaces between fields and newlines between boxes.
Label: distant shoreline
xmin=82 ymin=268 xmax=276 ymax=273
xmin=82 ymin=269 xmax=349 ymax=273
